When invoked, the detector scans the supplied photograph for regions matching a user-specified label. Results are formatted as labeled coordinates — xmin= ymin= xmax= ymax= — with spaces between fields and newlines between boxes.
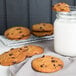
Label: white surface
xmin=8 ymin=40 xmax=76 ymax=76
xmin=54 ymin=11 xmax=76 ymax=56
xmin=15 ymin=53 xmax=73 ymax=76
xmin=0 ymin=40 xmax=76 ymax=76
xmin=0 ymin=66 xmax=10 ymax=76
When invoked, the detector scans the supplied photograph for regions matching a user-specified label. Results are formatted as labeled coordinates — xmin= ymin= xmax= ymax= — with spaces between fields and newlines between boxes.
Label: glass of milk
xmin=54 ymin=7 xmax=76 ymax=56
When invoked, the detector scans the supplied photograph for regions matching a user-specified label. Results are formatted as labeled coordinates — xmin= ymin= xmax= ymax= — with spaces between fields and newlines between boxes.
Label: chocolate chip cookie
xmin=0 ymin=48 xmax=27 ymax=66
xmin=52 ymin=2 xmax=70 ymax=12
xmin=4 ymin=26 xmax=31 ymax=40
xmin=32 ymin=55 xmax=64 ymax=73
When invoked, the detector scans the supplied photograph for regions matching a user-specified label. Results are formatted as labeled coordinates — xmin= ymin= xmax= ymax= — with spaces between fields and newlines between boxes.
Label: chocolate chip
xmin=53 ymin=64 xmax=56 ymax=66
xmin=10 ymin=48 xmax=14 ymax=50
xmin=23 ymin=46 xmax=29 ymax=51
xmin=40 ymin=27 xmax=45 ymax=31
xmin=12 ymin=62 xmax=16 ymax=64
xmin=40 ymin=64 xmax=47 ymax=67
xmin=9 ymin=54 xmax=13 ymax=56
xmin=61 ymin=9 xmax=64 ymax=11
xmin=18 ymin=37 xmax=22 ymax=39
xmin=19 ymin=48 xmax=22 ymax=50
xmin=58 ymin=64 xmax=62 ymax=66
xmin=57 ymin=4 xmax=60 ymax=6
xmin=11 ymin=57 xmax=15 ymax=59
xmin=40 ymin=65 xmax=43 ymax=67
xmin=40 ymin=27 xmax=43 ymax=29
xmin=24 ymin=46 xmax=28 ymax=48
xmin=22 ymin=34 xmax=26 ymax=37
xmin=58 ymin=64 xmax=63 ymax=68
xmin=26 ymin=55 xmax=31 ymax=58
xmin=19 ymin=31 xmax=22 ymax=33
xmin=6 ymin=33 xmax=9 ymax=36
xmin=41 ymin=55 xmax=45 ymax=58
xmin=51 ymin=60 xmax=56 ymax=62
xmin=51 ymin=57 xmax=54 ymax=59
xmin=26 ymin=55 xmax=29 ymax=57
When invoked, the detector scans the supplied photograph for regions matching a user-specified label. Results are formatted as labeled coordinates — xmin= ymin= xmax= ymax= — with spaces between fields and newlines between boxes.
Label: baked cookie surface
xmin=32 ymin=55 xmax=64 ymax=73
xmin=21 ymin=45 xmax=44 ymax=57
xmin=32 ymin=23 xmax=53 ymax=32
xmin=52 ymin=2 xmax=70 ymax=12
xmin=4 ymin=27 xmax=31 ymax=40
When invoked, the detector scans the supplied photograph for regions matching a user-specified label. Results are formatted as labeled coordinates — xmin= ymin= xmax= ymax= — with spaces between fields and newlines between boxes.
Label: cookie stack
xmin=32 ymin=23 xmax=53 ymax=37
xmin=4 ymin=27 xmax=31 ymax=40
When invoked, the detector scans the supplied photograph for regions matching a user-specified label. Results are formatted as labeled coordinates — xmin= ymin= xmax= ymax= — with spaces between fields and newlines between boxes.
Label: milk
xmin=54 ymin=11 xmax=76 ymax=56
